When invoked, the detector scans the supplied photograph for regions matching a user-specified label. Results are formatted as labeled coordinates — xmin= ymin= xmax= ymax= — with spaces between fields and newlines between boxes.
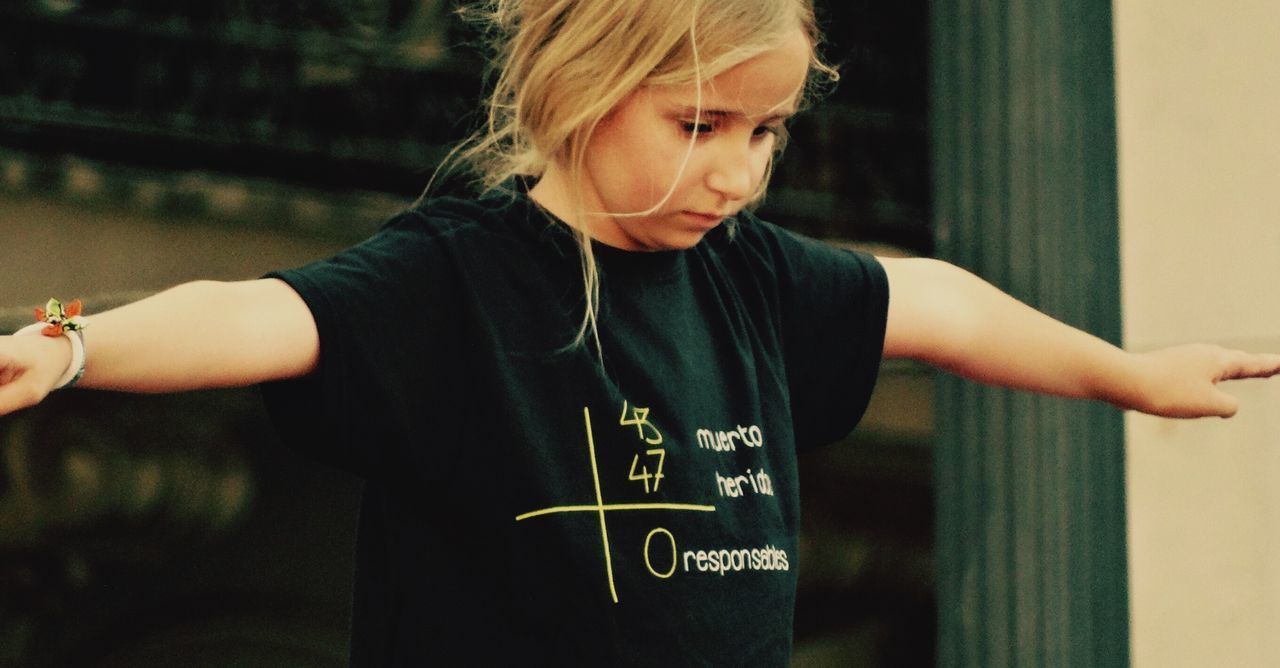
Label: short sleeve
xmin=259 ymin=210 xmax=468 ymax=480
xmin=764 ymin=224 xmax=890 ymax=451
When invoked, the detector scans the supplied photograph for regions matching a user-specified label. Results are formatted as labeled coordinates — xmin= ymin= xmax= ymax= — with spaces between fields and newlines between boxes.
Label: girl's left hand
xmin=1127 ymin=345 xmax=1280 ymax=418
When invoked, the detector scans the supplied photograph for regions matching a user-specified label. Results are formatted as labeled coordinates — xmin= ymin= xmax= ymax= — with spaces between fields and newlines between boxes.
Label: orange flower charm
xmin=34 ymin=298 xmax=87 ymax=337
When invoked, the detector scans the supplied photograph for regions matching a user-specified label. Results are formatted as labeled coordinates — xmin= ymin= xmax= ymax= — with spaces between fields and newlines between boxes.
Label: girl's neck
xmin=527 ymin=164 xmax=617 ymax=246
xmin=528 ymin=164 xmax=581 ymax=226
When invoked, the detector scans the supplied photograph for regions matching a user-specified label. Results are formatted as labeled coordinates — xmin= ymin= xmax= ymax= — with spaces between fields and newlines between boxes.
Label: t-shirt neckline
xmin=504 ymin=178 xmax=690 ymax=284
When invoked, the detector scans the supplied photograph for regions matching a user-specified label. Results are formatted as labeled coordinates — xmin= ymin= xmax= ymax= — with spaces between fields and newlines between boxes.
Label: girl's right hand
xmin=1125 ymin=344 xmax=1280 ymax=419
xmin=0 ymin=333 xmax=73 ymax=416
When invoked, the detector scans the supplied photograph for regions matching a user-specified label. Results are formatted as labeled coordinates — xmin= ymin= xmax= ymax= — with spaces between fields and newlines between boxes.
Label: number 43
xmin=628 ymin=449 xmax=667 ymax=493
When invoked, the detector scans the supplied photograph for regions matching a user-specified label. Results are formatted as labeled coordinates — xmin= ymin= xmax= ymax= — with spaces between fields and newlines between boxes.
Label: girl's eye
xmin=679 ymin=121 xmax=715 ymax=135
xmin=753 ymin=125 xmax=783 ymax=139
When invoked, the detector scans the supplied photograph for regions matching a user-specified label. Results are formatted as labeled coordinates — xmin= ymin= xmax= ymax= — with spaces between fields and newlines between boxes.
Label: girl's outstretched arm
xmin=879 ymin=257 xmax=1280 ymax=418
xmin=0 ymin=279 xmax=318 ymax=415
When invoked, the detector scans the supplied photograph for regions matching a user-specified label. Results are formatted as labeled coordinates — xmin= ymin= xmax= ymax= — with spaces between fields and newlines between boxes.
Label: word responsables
xmin=695 ymin=424 xmax=764 ymax=452
xmin=641 ymin=530 xmax=791 ymax=580
xmin=682 ymin=544 xmax=790 ymax=576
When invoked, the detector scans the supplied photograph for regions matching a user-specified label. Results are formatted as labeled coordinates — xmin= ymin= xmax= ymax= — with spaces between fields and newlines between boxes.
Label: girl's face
xmin=533 ymin=28 xmax=813 ymax=252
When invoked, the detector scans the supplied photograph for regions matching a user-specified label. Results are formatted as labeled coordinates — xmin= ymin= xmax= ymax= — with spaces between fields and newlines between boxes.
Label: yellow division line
xmin=583 ymin=406 xmax=619 ymax=604
xmin=515 ymin=503 xmax=718 ymax=522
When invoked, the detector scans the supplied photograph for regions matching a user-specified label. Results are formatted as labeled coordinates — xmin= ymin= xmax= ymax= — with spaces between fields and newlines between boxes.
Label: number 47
xmin=628 ymin=449 xmax=667 ymax=493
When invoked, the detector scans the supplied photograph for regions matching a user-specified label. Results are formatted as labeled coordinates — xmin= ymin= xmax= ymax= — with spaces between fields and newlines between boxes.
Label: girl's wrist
xmin=15 ymin=323 xmax=85 ymax=392
xmin=15 ymin=298 xmax=89 ymax=391
xmin=1092 ymin=349 xmax=1156 ymax=413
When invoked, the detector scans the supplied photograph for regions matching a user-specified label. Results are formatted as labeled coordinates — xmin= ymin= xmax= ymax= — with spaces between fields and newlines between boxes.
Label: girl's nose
xmin=704 ymin=144 xmax=755 ymax=201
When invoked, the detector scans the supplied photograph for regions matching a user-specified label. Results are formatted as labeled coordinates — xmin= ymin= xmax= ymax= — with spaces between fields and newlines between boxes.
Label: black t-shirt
xmin=261 ymin=184 xmax=889 ymax=665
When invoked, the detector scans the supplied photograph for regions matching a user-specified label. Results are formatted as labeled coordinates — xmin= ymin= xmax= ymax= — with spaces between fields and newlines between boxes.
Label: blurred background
xmin=6 ymin=1 xmax=1277 ymax=666
xmin=0 ymin=1 xmax=937 ymax=665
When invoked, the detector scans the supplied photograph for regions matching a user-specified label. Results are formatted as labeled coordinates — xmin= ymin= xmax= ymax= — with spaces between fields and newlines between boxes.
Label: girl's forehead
xmin=652 ymin=29 xmax=811 ymax=118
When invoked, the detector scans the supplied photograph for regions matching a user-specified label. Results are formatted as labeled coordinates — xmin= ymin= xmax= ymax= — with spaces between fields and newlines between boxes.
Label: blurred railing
xmin=0 ymin=0 xmax=932 ymax=252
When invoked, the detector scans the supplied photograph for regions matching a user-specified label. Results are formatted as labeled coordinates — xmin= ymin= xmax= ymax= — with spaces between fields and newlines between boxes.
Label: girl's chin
xmin=588 ymin=213 xmax=724 ymax=252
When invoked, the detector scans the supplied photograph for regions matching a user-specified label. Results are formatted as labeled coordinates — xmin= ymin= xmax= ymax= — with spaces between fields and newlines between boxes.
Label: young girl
xmin=1 ymin=0 xmax=1277 ymax=663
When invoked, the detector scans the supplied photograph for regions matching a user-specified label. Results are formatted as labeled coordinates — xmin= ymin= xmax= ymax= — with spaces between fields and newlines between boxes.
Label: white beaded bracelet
xmin=15 ymin=321 xmax=87 ymax=390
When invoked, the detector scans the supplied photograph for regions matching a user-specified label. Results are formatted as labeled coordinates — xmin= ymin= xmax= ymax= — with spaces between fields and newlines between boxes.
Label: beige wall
xmin=1115 ymin=1 xmax=1280 ymax=665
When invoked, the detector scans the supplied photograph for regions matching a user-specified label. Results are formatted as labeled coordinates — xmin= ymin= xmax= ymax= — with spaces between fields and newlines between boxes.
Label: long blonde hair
xmin=429 ymin=0 xmax=838 ymax=354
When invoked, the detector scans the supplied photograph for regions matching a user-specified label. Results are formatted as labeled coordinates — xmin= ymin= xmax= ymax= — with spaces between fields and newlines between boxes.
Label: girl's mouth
xmin=682 ymin=211 xmax=725 ymax=226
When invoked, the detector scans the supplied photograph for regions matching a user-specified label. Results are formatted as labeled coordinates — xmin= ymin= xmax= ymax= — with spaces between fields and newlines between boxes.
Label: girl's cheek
xmin=647 ymin=153 xmax=693 ymax=193
xmin=744 ymin=155 xmax=767 ymax=185
xmin=638 ymin=166 xmax=677 ymax=203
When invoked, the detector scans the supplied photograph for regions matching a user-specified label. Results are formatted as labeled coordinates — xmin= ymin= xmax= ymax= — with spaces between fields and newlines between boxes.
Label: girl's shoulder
xmin=402 ymin=184 xmax=585 ymax=261
xmin=723 ymin=208 xmax=831 ymax=249
xmin=399 ymin=182 xmax=555 ymax=238
xmin=713 ymin=209 xmax=886 ymax=287
xmin=397 ymin=191 xmax=510 ymax=235
xmin=370 ymin=185 xmax=542 ymax=253
xmin=712 ymin=209 xmax=822 ymax=263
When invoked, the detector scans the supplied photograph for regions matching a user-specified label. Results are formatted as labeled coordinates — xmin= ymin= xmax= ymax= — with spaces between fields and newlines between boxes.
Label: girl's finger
xmin=1222 ymin=351 xmax=1280 ymax=380
xmin=1208 ymin=388 xmax=1240 ymax=418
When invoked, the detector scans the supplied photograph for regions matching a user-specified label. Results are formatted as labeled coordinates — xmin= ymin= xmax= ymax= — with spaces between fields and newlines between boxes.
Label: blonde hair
xmin=428 ymin=0 xmax=838 ymax=355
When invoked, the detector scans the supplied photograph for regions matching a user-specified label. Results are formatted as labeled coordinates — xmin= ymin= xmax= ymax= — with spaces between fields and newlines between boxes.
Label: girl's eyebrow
xmin=672 ymin=106 xmax=797 ymax=123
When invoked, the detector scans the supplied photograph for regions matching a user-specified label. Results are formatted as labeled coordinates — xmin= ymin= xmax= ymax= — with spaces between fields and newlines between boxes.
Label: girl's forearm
xmin=919 ymin=266 xmax=1142 ymax=406
xmin=880 ymin=258 xmax=1279 ymax=417
xmin=78 ymin=279 xmax=318 ymax=393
